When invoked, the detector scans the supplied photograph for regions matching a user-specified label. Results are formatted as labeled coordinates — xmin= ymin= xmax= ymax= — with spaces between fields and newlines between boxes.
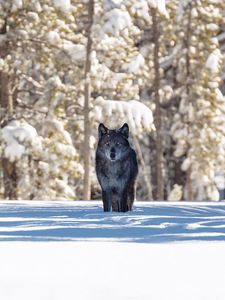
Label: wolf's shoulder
xmin=129 ymin=148 xmax=137 ymax=159
xmin=129 ymin=148 xmax=138 ymax=172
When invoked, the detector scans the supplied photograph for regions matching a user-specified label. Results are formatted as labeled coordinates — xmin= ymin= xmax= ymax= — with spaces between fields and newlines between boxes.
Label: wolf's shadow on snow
xmin=0 ymin=202 xmax=225 ymax=243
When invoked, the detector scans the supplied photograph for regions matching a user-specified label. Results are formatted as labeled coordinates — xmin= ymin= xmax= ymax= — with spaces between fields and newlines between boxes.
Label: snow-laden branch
xmin=205 ymin=49 xmax=222 ymax=73
xmin=93 ymin=96 xmax=154 ymax=134
xmin=1 ymin=120 xmax=42 ymax=162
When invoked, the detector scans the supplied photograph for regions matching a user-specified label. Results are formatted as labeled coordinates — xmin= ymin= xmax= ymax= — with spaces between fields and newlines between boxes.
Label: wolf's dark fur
xmin=95 ymin=123 xmax=138 ymax=212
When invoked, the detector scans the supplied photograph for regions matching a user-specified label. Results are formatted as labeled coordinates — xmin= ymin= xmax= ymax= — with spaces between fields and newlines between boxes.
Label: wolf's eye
xmin=106 ymin=142 xmax=110 ymax=146
xmin=116 ymin=142 xmax=120 ymax=146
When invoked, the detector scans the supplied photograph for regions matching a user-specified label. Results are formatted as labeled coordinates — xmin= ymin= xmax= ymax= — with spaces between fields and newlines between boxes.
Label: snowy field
xmin=1 ymin=200 xmax=225 ymax=300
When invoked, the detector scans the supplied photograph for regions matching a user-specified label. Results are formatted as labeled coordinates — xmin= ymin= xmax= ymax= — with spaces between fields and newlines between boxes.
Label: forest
xmin=0 ymin=0 xmax=225 ymax=201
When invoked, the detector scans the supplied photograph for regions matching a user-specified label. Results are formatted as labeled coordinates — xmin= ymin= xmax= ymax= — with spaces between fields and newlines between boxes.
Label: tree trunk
xmin=0 ymin=18 xmax=18 ymax=200
xmin=2 ymin=159 xmax=17 ymax=199
xmin=0 ymin=76 xmax=17 ymax=199
xmin=149 ymin=135 xmax=157 ymax=199
xmin=83 ymin=0 xmax=94 ymax=200
xmin=152 ymin=8 xmax=164 ymax=200
xmin=184 ymin=3 xmax=193 ymax=201
xmin=133 ymin=136 xmax=153 ymax=200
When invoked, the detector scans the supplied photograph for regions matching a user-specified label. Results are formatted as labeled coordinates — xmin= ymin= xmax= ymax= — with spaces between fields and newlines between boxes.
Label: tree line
xmin=0 ymin=0 xmax=225 ymax=201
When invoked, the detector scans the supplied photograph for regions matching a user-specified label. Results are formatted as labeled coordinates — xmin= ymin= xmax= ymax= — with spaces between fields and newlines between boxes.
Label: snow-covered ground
xmin=0 ymin=200 xmax=225 ymax=300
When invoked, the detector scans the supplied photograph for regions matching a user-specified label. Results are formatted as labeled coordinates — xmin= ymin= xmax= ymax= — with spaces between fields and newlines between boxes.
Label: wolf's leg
xmin=102 ymin=190 xmax=112 ymax=212
xmin=112 ymin=201 xmax=117 ymax=212
xmin=112 ymin=190 xmax=120 ymax=212
xmin=127 ymin=181 xmax=136 ymax=211
xmin=112 ymin=192 xmax=119 ymax=212
xmin=120 ymin=188 xmax=128 ymax=212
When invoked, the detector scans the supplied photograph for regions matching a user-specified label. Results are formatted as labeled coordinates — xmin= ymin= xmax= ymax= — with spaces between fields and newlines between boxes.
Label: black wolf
xmin=95 ymin=123 xmax=138 ymax=212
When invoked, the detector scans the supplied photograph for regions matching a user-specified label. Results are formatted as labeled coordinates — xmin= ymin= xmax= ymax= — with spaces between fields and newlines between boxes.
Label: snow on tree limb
xmin=1 ymin=120 xmax=42 ymax=162
xmin=168 ymin=184 xmax=183 ymax=201
xmin=205 ymin=49 xmax=222 ymax=73
xmin=52 ymin=0 xmax=71 ymax=12
xmin=93 ymin=96 xmax=154 ymax=134
xmin=104 ymin=8 xmax=132 ymax=36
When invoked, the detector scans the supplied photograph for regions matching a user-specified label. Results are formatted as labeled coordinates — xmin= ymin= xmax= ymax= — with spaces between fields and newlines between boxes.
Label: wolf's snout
xmin=110 ymin=153 xmax=116 ymax=160
xmin=110 ymin=147 xmax=116 ymax=160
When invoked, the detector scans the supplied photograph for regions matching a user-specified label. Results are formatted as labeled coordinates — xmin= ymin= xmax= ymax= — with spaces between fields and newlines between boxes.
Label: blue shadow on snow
xmin=0 ymin=201 xmax=225 ymax=243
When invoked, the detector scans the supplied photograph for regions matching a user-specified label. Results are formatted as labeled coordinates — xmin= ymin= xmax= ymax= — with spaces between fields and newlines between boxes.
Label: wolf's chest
xmin=106 ymin=160 xmax=129 ymax=176
xmin=107 ymin=161 xmax=130 ymax=183
xmin=103 ymin=172 xmax=127 ymax=193
xmin=96 ymin=151 xmax=132 ymax=188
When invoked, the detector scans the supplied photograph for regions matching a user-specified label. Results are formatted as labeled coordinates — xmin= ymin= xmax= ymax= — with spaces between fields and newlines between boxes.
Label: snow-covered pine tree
xmin=89 ymin=0 xmax=158 ymax=199
xmin=158 ymin=0 xmax=184 ymax=200
xmin=171 ymin=0 xmax=225 ymax=201
xmin=0 ymin=0 xmax=84 ymax=199
xmin=122 ymin=0 xmax=171 ymax=199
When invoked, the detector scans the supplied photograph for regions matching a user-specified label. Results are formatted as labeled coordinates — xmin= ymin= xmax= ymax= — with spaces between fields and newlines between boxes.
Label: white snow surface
xmin=1 ymin=200 xmax=225 ymax=300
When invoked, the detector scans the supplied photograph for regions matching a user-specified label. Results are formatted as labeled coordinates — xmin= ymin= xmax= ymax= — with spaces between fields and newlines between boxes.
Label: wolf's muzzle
xmin=110 ymin=153 xmax=116 ymax=160
xmin=110 ymin=147 xmax=116 ymax=160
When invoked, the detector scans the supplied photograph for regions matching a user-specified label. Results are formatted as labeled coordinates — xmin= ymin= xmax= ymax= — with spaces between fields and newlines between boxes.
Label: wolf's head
xmin=97 ymin=123 xmax=130 ymax=161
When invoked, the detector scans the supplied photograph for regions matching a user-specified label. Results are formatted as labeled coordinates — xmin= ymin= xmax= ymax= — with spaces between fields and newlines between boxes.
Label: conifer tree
xmin=171 ymin=0 xmax=225 ymax=201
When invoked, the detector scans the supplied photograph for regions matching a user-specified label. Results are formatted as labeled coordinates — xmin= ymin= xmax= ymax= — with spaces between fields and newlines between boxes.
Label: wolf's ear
xmin=119 ymin=123 xmax=129 ymax=138
xmin=98 ymin=123 xmax=108 ymax=138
